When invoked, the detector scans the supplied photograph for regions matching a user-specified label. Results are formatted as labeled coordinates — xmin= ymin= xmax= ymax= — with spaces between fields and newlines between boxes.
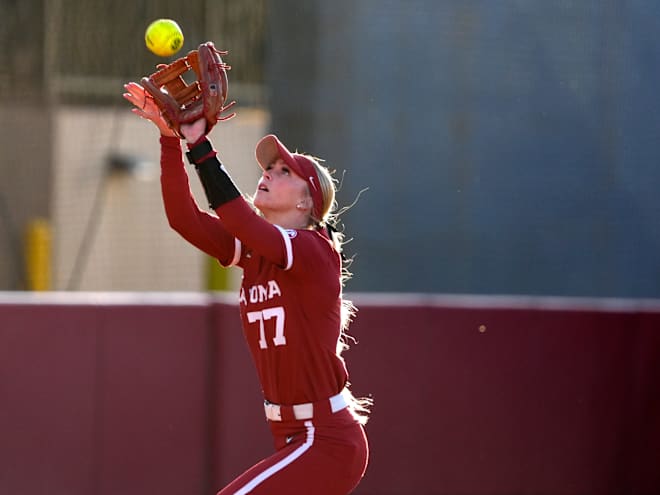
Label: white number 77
xmin=246 ymin=306 xmax=286 ymax=349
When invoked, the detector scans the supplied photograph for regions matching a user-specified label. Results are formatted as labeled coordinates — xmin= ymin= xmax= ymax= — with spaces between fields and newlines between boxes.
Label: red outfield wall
xmin=0 ymin=292 xmax=658 ymax=495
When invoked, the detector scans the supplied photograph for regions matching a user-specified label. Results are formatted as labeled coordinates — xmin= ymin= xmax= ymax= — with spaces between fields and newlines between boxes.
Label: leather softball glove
xmin=141 ymin=41 xmax=236 ymax=138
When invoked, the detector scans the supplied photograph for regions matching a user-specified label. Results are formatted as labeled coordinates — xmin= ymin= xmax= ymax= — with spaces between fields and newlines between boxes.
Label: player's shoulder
xmin=285 ymin=228 xmax=340 ymax=287
xmin=286 ymin=227 xmax=338 ymax=262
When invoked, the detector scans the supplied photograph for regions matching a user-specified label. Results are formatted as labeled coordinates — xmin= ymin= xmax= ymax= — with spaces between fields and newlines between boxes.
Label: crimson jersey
xmin=159 ymin=136 xmax=349 ymax=405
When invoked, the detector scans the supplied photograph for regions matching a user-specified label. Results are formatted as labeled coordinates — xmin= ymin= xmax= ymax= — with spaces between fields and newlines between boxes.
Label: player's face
xmin=254 ymin=158 xmax=310 ymax=215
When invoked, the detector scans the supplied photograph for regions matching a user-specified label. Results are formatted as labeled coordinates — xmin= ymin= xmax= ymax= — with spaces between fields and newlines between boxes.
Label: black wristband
xmin=186 ymin=138 xmax=213 ymax=164
xmin=195 ymin=157 xmax=241 ymax=210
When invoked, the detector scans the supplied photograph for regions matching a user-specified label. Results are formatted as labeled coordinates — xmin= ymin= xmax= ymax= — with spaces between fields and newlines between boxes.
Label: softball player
xmin=123 ymin=83 xmax=370 ymax=494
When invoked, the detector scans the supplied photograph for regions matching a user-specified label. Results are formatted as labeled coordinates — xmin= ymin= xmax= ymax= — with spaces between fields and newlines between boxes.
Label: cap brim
xmin=255 ymin=134 xmax=298 ymax=173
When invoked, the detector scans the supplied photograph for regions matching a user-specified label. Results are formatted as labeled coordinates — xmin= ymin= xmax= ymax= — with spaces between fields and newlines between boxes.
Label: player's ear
xmin=296 ymin=197 xmax=312 ymax=211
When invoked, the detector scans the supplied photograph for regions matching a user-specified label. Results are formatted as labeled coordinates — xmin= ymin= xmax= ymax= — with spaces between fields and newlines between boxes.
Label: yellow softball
xmin=145 ymin=19 xmax=184 ymax=57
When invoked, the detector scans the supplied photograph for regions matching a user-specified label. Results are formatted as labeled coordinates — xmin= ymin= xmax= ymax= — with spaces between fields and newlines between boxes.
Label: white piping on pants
xmin=233 ymin=420 xmax=315 ymax=494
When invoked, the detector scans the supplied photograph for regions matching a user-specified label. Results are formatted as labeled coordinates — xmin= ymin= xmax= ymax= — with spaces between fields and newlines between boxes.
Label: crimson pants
xmin=217 ymin=408 xmax=369 ymax=494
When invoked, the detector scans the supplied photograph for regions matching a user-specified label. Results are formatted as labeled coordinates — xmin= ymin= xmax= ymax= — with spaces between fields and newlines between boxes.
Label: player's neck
xmin=262 ymin=209 xmax=311 ymax=230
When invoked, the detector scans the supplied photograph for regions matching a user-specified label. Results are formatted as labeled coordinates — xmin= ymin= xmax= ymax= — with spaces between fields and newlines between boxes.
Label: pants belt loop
xmin=330 ymin=391 xmax=347 ymax=413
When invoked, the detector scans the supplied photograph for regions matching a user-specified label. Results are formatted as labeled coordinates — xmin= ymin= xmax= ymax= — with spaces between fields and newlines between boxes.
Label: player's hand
xmin=122 ymin=81 xmax=177 ymax=138
xmin=180 ymin=118 xmax=207 ymax=144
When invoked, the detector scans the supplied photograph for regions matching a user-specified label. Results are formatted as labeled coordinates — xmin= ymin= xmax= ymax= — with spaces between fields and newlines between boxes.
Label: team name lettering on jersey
xmin=239 ymin=280 xmax=282 ymax=305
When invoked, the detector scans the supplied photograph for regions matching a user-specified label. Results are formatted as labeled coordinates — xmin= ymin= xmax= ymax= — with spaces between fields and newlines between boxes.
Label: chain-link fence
xmin=0 ymin=0 xmax=266 ymax=104
xmin=0 ymin=0 xmax=268 ymax=291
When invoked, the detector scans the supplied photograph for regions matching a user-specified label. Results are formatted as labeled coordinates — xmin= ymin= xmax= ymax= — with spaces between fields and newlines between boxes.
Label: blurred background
xmin=2 ymin=0 xmax=659 ymax=297
xmin=0 ymin=0 xmax=268 ymax=292
xmin=1 ymin=1 xmax=660 ymax=495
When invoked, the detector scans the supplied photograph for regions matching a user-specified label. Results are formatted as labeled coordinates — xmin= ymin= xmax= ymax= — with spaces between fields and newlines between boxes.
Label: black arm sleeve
xmin=186 ymin=138 xmax=241 ymax=210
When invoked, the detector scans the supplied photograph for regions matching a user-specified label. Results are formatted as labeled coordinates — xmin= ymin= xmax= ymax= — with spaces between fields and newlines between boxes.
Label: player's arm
xmin=123 ymin=81 xmax=240 ymax=265
xmin=160 ymin=135 xmax=241 ymax=266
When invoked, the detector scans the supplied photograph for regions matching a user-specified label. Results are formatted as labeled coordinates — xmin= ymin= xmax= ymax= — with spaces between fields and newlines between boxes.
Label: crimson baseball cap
xmin=255 ymin=134 xmax=323 ymax=220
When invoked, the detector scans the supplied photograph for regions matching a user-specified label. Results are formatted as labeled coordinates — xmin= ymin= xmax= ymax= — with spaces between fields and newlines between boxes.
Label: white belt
xmin=264 ymin=391 xmax=348 ymax=422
